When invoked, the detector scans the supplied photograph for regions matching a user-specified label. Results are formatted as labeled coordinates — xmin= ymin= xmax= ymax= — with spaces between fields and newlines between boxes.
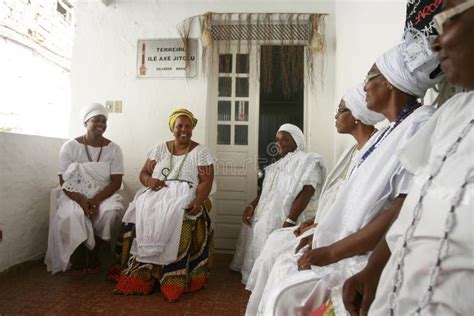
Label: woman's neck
xmin=352 ymin=125 xmax=376 ymax=150
xmin=173 ymin=140 xmax=191 ymax=151
xmin=84 ymin=132 xmax=102 ymax=146
xmin=382 ymin=94 xmax=417 ymax=122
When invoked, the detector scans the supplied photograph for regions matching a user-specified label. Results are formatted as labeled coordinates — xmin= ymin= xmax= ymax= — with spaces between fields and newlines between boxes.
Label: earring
xmin=355 ymin=120 xmax=359 ymax=125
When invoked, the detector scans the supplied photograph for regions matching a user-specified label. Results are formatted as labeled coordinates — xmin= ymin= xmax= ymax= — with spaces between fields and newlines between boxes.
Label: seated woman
xmin=244 ymin=83 xmax=385 ymax=315
xmin=45 ymin=103 xmax=124 ymax=275
xmin=230 ymin=124 xmax=327 ymax=284
xmin=253 ymin=39 xmax=442 ymax=315
xmin=113 ymin=108 xmax=215 ymax=302
xmin=343 ymin=2 xmax=474 ymax=315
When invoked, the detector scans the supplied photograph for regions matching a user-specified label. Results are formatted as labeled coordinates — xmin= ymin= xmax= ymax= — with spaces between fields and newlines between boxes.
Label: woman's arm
xmin=242 ymin=195 xmax=261 ymax=225
xmin=139 ymin=158 xmax=167 ymax=191
xmin=343 ymin=238 xmax=392 ymax=316
xmin=186 ymin=164 xmax=214 ymax=215
xmin=283 ymin=185 xmax=316 ymax=227
xmin=297 ymin=194 xmax=405 ymax=269
xmin=89 ymin=174 xmax=123 ymax=208
xmin=59 ymin=175 xmax=90 ymax=213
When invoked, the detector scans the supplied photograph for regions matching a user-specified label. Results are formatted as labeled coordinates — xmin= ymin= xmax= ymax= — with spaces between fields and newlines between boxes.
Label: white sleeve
xmin=301 ymin=158 xmax=326 ymax=190
xmin=110 ymin=143 xmax=124 ymax=174
xmin=58 ymin=141 xmax=73 ymax=175
xmin=147 ymin=144 xmax=162 ymax=161
xmin=197 ymin=146 xmax=217 ymax=166
xmin=390 ymin=165 xmax=414 ymax=198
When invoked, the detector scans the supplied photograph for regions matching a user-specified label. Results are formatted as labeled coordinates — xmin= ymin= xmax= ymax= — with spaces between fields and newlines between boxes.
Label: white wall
xmin=0 ymin=133 xmax=65 ymax=272
xmin=70 ymin=0 xmax=336 ymax=193
xmin=333 ymin=0 xmax=406 ymax=156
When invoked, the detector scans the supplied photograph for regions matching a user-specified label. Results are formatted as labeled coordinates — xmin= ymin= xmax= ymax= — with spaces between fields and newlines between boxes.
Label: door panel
xmin=210 ymin=45 xmax=259 ymax=252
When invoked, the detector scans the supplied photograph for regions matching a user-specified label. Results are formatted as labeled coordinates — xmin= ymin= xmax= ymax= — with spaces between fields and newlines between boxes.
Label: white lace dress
xmin=122 ymin=143 xmax=216 ymax=265
xmin=230 ymin=149 xmax=327 ymax=284
xmin=45 ymin=139 xmax=124 ymax=274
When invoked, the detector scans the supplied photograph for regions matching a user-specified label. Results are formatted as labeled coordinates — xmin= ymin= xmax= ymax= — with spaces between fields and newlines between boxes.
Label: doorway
xmin=258 ymin=45 xmax=305 ymax=191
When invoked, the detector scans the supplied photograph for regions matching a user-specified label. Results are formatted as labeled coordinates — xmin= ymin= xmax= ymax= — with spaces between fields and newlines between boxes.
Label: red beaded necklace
xmin=83 ymin=135 xmax=104 ymax=162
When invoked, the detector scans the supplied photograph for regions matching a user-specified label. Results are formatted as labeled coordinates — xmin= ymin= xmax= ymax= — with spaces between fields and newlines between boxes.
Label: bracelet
xmin=285 ymin=218 xmax=297 ymax=225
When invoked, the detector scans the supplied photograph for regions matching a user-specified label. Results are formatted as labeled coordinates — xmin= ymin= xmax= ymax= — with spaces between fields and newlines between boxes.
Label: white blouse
xmin=58 ymin=139 xmax=124 ymax=175
xmin=148 ymin=143 xmax=216 ymax=186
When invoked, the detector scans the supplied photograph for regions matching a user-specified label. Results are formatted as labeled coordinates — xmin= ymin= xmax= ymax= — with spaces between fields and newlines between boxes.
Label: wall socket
xmin=105 ymin=100 xmax=113 ymax=113
xmin=105 ymin=100 xmax=122 ymax=113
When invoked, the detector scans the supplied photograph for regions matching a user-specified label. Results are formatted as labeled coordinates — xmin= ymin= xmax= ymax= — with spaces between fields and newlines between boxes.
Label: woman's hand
xmin=295 ymin=234 xmax=313 ymax=254
xmin=282 ymin=221 xmax=296 ymax=228
xmin=185 ymin=199 xmax=203 ymax=216
xmin=343 ymin=266 xmax=379 ymax=316
xmin=77 ymin=196 xmax=97 ymax=219
xmin=77 ymin=195 xmax=90 ymax=214
xmin=297 ymin=246 xmax=336 ymax=270
xmin=294 ymin=219 xmax=316 ymax=237
xmin=242 ymin=205 xmax=255 ymax=226
xmin=147 ymin=178 xmax=168 ymax=191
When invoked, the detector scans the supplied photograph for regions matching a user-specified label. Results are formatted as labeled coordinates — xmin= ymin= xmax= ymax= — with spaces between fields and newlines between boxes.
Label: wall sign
xmin=137 ymin=39 xmax=197 ymax=78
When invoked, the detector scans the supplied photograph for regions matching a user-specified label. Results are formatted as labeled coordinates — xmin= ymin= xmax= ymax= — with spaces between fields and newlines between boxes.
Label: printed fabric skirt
xmin=109 ymin=199 xmax=214 ymax=302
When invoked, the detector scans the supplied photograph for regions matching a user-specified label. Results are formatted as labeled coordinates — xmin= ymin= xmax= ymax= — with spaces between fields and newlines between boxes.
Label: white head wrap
xmin=277 ymin=123 xmax=305 ymax=151
xmin=80 ymin=103 xmax=108 ymax=124
xmin=376 ymin=33 xmax=442 ymax=98
xmin=343 ymin=83 xmax=385 ymax=126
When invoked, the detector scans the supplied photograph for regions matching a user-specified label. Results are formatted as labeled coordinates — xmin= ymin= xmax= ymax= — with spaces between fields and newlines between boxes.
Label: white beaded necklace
xmin=389 ymin=119 xmax=474 ymax=316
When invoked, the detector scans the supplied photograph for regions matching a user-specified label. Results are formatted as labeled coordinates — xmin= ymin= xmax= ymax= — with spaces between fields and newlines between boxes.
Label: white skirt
xmin=123 ymin=181 xmax=195 ymax=265
xmin=45 ymin=191 xmax=124 ymax=274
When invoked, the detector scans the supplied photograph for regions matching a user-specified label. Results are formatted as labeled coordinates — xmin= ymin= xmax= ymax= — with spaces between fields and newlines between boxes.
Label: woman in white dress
xmin=256 ymin=34 xmax=443 ymax=315
xmin=113 ymin=108 xmax=216 ymax=302
xmin=230 ymin=124 xmax=327 ymax=284
xmin=244 ymin=83 xmax=385 ymax=315
xmin=343 ymin=1 xmax=474 ymax=315
xmin=45 ymin=103 xmax=124 ymax=275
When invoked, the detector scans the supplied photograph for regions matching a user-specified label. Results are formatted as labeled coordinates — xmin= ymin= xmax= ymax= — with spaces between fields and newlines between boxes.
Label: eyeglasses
xmin=337 ymin=107 xmax=350 ymax=114
xmin=364 ymin=72 xmax=382 ymax=85
xmin=433 ymin=0 xmax=474 ymax=34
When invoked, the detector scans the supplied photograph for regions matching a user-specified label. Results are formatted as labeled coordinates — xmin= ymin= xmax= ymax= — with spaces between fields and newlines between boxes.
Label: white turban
xmin=80 ymin=103 xmax=108 ymax=124
xmin=343 ymin=83 xmax=385 ymax=126
xmin=376 ymin=35 xmax=442 ymax=98
xmin=277 ymin=123 xmax=305 ymax=151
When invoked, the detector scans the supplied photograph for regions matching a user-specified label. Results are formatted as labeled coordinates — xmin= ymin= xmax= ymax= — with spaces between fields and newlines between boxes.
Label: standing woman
xmin=114 ymin=108 xmax=216 ymax=302
xmin=45 ymin=103 xmax=124 ymax=275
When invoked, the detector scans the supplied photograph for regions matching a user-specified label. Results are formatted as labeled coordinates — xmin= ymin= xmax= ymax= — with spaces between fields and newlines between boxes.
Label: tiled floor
xmin=0 ymin=254 xmax=250 ymax=315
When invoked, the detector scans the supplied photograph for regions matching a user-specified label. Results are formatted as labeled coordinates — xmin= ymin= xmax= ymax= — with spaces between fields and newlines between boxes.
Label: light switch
xmin=105 ymin=100 xmax=113 ymax=113
xmin=114 ymin=100 xmax=122 ymax=113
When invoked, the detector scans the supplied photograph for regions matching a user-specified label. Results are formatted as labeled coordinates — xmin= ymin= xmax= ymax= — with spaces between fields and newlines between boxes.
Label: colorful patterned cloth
xmin=311 ymin=299 xmax=335 ymax=316
xmin=111 ymin=199 xmax=213 ymax=302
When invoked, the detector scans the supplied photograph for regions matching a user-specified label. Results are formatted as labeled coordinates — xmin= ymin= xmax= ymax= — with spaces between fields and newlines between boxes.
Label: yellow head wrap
xmin=168 ymin=108 xmax=198 ymax=132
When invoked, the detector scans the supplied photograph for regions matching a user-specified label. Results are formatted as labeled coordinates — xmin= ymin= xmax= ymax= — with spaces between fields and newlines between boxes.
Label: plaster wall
xmin=0 ymin=133 xmax=65 ymax=272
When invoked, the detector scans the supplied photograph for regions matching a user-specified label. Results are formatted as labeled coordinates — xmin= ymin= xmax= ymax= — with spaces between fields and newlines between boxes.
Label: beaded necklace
xmin=349 ymin=101 xmax=420 ymax=178
xmin=167 ymin=141 xmax=192 ymax=180
xmin=83 ymin=135 xmax=104 ymax=162
xmin=389 ymin=119 xmax=474 ymax=316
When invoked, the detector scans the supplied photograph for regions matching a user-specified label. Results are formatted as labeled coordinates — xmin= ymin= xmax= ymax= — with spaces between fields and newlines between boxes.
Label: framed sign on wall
xmin=136 ymin=39 xmax=197 ymax=78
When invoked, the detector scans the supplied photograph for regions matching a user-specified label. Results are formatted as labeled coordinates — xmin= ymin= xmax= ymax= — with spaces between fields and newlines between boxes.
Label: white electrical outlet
xmin=105 ymin=100 xmax=113 ymax=113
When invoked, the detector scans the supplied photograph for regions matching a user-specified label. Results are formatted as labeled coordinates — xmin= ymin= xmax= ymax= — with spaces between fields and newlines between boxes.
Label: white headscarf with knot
xmin=376 ymin=38 xmax=442 ymax=98
xmin=277 ymin=123 xmax=305 ymax=151
xmin=80 ymin=103 xmax=108 ymax=124
xmin=343 ymin=83 xmax=385 ymax=126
